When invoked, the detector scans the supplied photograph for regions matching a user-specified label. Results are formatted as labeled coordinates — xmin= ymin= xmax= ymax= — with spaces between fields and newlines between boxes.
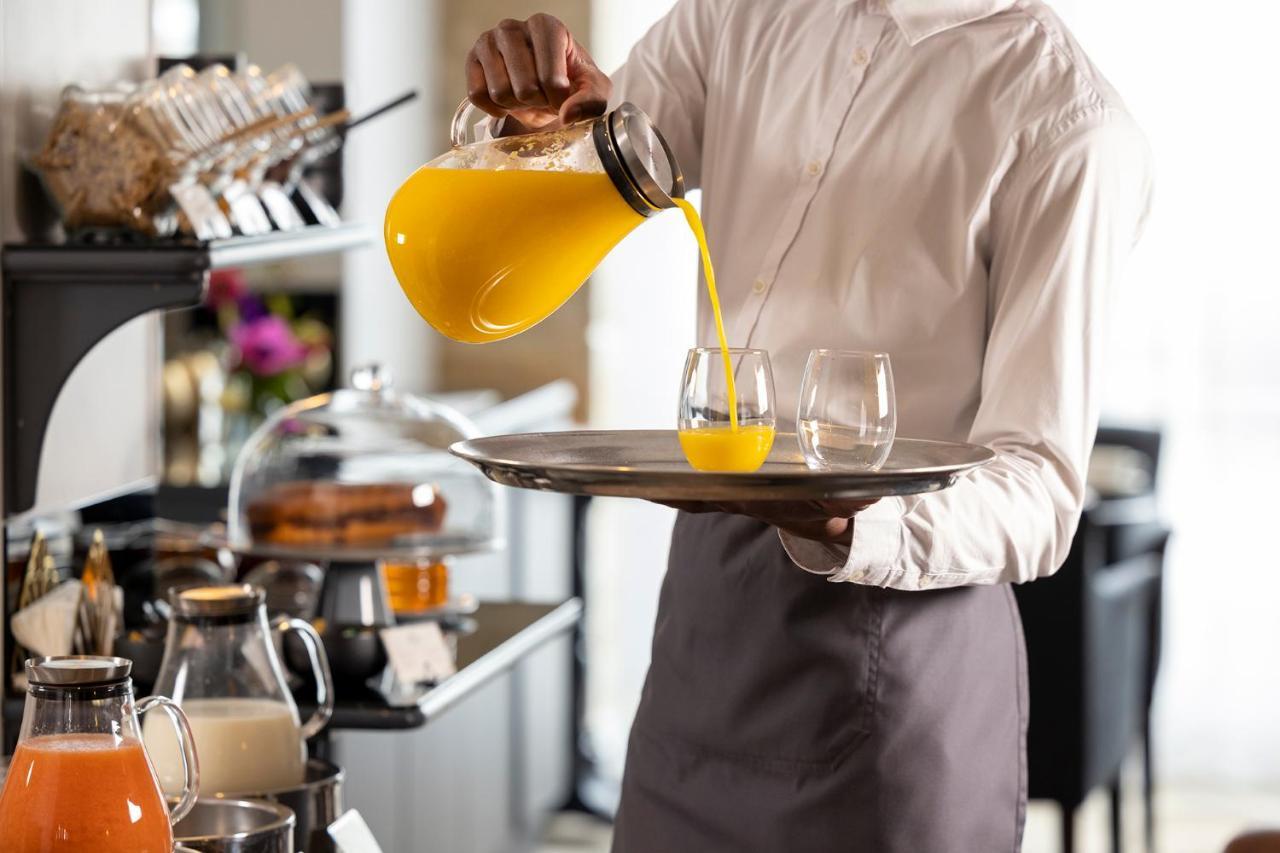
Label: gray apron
xmin=613 ymin=512 xmax=1028 ymax=853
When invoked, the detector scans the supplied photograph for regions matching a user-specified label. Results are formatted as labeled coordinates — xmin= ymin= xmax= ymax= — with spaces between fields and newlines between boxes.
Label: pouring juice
xmin=384 ymin=102 xmax=771 ymax=472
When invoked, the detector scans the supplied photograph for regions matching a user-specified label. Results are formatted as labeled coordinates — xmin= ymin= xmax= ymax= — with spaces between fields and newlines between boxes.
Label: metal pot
xmin=174 ymin=798 xmax=296 ymax=853
xmin=233 ymin=758 xmax=345 ymax=853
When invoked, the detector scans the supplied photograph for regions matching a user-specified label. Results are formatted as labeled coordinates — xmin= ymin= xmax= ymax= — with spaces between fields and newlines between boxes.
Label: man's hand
xmin=466 ymin=14 xmax=612 ymax=133
xmin=658 ymin=499 xmax=880 ymax=546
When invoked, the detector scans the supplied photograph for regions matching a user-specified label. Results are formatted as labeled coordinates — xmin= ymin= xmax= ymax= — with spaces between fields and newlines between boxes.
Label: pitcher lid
xmin=173 ymin=584 xmax=265 ymax=618
xmin=593 ymin=102 xmax=685 ymax=216
xmin=27 ymin=655 xmax=132 ymax=686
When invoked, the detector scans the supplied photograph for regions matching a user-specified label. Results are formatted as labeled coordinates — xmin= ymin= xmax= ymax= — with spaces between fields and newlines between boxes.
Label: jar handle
xmin=137 ymin=695 xmax=200 ymax=827
xmin=277 ymin=616 xmax=335 ymax=739
xmin=449 ymin=97 xmax=507 ymax=147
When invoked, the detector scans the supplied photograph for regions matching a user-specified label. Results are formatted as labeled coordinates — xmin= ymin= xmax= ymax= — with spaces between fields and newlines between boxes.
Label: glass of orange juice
xmin=678 ymin=347 xmax=776 ymax=472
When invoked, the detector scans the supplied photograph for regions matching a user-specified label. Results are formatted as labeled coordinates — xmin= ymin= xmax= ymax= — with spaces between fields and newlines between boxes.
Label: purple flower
xmin=230 ymin=315 xmax=308 ymax=377
xmin=236 ymin=293 xmax=269 ymax=322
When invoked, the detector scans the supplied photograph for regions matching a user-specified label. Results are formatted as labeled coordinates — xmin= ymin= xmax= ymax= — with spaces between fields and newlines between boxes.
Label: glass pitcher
xmin=147 ymin=584 xmax=334 ymax=795
xmin=0 ymin=656 xmax=199 ymax=852
xmin=384 ymin=100 xmax=685 ymax=343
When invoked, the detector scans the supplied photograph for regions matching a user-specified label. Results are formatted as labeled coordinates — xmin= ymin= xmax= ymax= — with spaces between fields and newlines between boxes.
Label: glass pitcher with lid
xmin=0 ymin=656 xmax=199 ymax=852
xmin=384 ymin=100 xmax=685 ymax=343
xmin=147 ymin=584 xmax=335 ymax=796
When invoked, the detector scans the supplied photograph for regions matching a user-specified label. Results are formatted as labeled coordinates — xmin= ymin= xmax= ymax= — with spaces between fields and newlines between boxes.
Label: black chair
xmin=1015 ymin=426 xmax=1170 ymax=853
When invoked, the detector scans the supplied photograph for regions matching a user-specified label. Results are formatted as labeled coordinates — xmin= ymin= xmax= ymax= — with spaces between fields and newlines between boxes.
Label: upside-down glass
xmin=678 ymin=347 xmax=776 ymax=472
xmin=797 ymin=349 xmax=896 ymax=471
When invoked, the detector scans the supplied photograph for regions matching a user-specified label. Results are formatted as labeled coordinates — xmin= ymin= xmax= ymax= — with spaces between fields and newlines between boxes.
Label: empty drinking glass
xmin=678 ymin=347 xmax=776 ymax=472
xmin=797 ymin=350 xmax=896 ymax=471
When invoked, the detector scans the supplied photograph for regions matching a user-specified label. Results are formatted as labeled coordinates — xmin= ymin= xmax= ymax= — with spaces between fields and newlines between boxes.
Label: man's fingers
xmin=493 ymin=19 xmax=547 ymax=107
xmin=651 ymin=500 xmax=724 ymax=514
xmin=559 ymin=56 xmax=611 ymax=124
xmin=472 ymin=32 xmax=520 ymax=110
xmin=775 ymin=517 xmax=853 ymax=544
xmin=528 ymin=14 xmax=572 ymax=109
xmin=464 ymin=53 xmax=505 ymax=117
xmin=816 ymin=498 xmax=879 ymax=517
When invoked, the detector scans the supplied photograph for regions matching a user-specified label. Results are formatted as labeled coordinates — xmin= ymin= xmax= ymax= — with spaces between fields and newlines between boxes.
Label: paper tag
xmin=379 ymin=621 xmax=457 ymax=684
xmin=328 ymin=809 xmax=384 ymax=853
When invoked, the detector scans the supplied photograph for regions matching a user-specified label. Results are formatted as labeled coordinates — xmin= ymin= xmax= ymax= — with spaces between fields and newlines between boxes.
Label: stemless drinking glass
xmin=678 ymin=347 xmax=776 ymax=472
xmin=797 ymin=349 xmax=896 ymax=471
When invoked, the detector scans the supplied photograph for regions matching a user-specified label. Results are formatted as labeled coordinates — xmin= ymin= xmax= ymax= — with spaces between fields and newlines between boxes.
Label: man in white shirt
xmin=465 ymin=1 xmax=1151 ymax=850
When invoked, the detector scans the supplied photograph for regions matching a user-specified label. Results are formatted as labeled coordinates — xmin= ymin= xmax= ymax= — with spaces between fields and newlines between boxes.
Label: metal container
xmin=174 ymin=798 xmax=295 ymax=853
xmin=235 ymin=758 xmax=345 ymax=853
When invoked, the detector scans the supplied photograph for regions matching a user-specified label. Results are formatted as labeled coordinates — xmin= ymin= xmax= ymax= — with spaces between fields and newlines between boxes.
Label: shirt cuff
xmin=777 ymin=498 xmax=907 ymax=584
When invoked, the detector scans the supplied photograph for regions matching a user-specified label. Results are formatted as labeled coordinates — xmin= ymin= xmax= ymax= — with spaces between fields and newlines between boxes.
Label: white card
xmin=379 ymin=621 xmax=457 ymax=684
xmin=328 ymin=809 xmax=384 ymax=853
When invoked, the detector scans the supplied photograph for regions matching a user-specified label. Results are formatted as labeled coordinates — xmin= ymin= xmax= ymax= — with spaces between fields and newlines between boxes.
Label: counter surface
xmin=307 ymin=599 xmax=582 ymax=731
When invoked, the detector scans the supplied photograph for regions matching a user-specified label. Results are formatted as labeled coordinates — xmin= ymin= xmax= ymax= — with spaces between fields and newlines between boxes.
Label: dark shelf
xmin=314 ymin=600 xmax=583 ymax=730
xmin=207 ymin=223 xmax=375 ymax=269
xmin=1 ymin=224 xmax=373 ymax=516
xmin=2 ymin=600 xmax=582 ymax=739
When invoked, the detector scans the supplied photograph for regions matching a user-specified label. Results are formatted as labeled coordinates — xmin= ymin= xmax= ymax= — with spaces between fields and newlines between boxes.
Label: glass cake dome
xmin=227 ymin=365 xmax=501 ymax=559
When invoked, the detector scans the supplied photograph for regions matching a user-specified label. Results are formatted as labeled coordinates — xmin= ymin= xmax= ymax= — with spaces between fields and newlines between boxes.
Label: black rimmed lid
xmin=27 ymin=655 xmax=132 ymax=687
xmin=592 ymin=102 xmax=685 ymax=217
xmin=173 ymin=584 xmax=265 ymax=619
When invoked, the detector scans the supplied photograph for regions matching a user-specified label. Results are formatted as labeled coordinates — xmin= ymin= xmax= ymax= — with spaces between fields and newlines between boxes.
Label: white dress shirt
xmin=613 ymin=0 xmax=1152 ymax=589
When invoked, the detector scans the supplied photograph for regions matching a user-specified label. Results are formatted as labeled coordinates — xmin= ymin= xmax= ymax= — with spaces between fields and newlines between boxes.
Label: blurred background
xmin=0 ymin=0 xmax=1276 ymax=851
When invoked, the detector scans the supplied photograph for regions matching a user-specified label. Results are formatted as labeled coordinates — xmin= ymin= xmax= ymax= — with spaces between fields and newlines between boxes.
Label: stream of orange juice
xmin=674 ymin=199 xmax=776 ymax=472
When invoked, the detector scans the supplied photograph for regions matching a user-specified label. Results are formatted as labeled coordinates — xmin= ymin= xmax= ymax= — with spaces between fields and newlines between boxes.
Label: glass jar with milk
xmin=145 ymin=585 xmax=334 ymax=795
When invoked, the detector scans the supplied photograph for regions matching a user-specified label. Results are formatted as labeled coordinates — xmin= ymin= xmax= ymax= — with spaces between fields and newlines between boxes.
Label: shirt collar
xmin=836 ymin=0 xmax=1016 ymax=46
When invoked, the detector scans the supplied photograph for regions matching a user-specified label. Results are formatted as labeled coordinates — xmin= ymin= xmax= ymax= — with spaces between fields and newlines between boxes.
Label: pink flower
xmin=230 ymin=315 xmax=308 ymax=377
xmin=206 ymin=269 xmax=248 ymax=308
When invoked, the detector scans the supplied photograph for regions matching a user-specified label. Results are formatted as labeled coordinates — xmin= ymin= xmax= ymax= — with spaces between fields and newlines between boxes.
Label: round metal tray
xmin=451 ymin=430 xmax=994 ymax=502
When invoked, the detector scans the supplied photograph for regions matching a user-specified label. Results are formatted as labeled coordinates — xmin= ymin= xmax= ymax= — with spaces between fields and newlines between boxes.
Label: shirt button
xmin=752 ymin=278 xmax=767 ymax=294
xmin=853 ymin=47 xmax=870 ymax=65
xmin=806 ymin=160 xmax=823 ymax=176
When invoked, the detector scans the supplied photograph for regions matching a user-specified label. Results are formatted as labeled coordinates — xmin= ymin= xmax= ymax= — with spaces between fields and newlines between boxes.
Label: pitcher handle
xmin=276 ymin=616 xmax=335 ymax=739
xmin=137 ymin=695 xmax=200 ymax=827
xmin=449 ymin=97 xmax=507 ymax=147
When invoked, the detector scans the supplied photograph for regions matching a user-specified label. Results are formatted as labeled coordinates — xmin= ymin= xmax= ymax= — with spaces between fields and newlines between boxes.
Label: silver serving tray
xmin=451 ymin=430 xmax=994 ymax=502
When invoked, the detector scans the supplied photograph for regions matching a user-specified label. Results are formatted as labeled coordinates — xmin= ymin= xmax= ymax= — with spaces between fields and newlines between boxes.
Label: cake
xmin=246 ymin=481 xmax=447 ymax=547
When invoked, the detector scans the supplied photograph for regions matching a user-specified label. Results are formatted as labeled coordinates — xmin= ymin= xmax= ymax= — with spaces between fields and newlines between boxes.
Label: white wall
xmin=0 ymin=1 xmax=160 ymax=516
xmin=339 ymin=0 xmax=441 ymax=394
xmin=1052 ymin=1 xmax=1280 ymax=790
xmin=584 ymin=0 xmax=690 ymax=793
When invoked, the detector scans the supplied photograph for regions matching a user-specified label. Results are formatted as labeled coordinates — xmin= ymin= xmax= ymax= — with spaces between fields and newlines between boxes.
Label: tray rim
xmin=452 ymin=430 xmax=994 ymax=477
xmin=449 ymin=429 xmax=995 ymax=501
